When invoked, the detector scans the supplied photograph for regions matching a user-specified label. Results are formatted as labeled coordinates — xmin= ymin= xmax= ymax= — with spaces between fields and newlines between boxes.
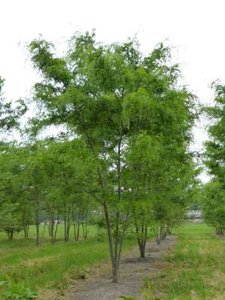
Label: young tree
xmin=202 ymin=181 xmax=225 ymax=234
xmin=203 ymin=82 xmax=225 ymax=235
xmin=204 ymin=82 xmax=225 ymax=179
xmin=0 ymin=144 xmax=32 ymax=239
xmin=40 ymin=138 xmax=96 ymax=243
xmin=0 ymin=80 xmax=27 ymax=239
xmin=125 ymin=133 xmax=160 ymax=257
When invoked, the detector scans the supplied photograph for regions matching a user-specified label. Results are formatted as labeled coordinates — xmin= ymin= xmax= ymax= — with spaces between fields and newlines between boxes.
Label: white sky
xmin=1 ymin=0 xmax=225 ymax=181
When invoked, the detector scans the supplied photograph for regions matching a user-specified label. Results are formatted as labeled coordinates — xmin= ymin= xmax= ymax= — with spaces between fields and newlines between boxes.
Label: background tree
xmin=202 ymin=81 xmax=225 ymax=235
xmin=0 ymin=77 xmax=26 ymax=131
xmin=41 ymin=138 xmax=96 ymax=242
xmin=201 ymin=181 xmax=225 ymax=234
xmin=0 ymin=78 xmax=27 ymax=239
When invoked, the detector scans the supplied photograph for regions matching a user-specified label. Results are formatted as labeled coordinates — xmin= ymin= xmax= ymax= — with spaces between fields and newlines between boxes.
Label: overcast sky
xmin=1 ymin=0 xmax=224 ymax=181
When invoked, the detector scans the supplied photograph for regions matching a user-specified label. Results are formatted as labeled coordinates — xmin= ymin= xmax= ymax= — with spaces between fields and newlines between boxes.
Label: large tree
xmin=28 ymin=32 xmax=196 ymax=282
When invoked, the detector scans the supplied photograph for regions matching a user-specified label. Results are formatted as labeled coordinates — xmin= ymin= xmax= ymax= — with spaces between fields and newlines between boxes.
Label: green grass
xmin=2 ymin=223 xmax=224 ymax=300
xmin=145 ymin=223 xmax=225 ymax=300
xmin=0 ymin=225 xmax=136 ymax=299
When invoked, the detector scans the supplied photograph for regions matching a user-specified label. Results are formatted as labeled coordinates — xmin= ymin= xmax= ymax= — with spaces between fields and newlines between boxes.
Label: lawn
xmin=1 ymin=223 xmax=224 ymax=300
xmin=145 ymin=223 xmax=225 ymax=300
xmin=0 ymin=225 xmax=136 ymax=299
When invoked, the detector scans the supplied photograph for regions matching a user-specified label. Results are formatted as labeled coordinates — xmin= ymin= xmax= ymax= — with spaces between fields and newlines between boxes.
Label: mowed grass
xmin=2 ymin=224 xmax=224 ymax=300
xmin=146 ymin=223 xmax=225 ymax=300
xmin=0 ymin=225 xmax=136 ymax=299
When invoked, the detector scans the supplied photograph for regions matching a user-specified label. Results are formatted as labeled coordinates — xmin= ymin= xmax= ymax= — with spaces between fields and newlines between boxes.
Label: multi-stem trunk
xmin=103 ymin=205 xmax=128 ymax=283
xmin=103 ymin=202 xmax=118 ymax=282
xmin=82 ymin=221 xmax=88 ymax=239
xmin=64 ymin=205 xmax=71 ymax=241
xmin=135 ymin=222 xmax=148 ymax=258
xmin=23 ymin=224 xmax=29 ymax=239
xmin=86 ymin=133 xmax=128 ymax=283
xmin=48 ymin=213 xmax=55 ymax=242
xmin=104 ymin=139 xmax=129 ymax=283
xmin=23 ymin=207 xmax=30 ymax=239
xmin=7 ymin=230 xmax=14 ymax=240
xmin=73 ymin=210 xmax=80 ymax=241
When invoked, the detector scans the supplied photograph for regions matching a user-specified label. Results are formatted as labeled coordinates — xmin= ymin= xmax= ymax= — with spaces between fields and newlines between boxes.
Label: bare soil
xmin=64 ymin=236 xmax=176 ymax=300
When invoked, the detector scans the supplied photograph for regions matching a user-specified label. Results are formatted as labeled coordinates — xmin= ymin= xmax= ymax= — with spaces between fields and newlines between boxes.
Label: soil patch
xmin=64 ymin=236 xmax=176 ymax=300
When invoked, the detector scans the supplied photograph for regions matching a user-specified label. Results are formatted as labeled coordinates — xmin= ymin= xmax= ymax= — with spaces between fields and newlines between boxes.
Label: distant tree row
xmin=202 ymin=83 xmax=225 ymax=235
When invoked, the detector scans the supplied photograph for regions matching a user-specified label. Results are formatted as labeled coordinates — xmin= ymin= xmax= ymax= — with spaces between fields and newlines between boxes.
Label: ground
xmin=63 ymin=224 xmax=225 ymax=300
xmin=0 ymin=224 xmax=225 ymax=299
xmin=64 ymin=236 xmax=176 ymax=300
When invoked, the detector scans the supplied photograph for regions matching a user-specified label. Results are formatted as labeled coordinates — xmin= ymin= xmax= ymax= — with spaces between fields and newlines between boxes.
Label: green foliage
xmin=203 ymin=82 xmax=225 ymax=234
xmin=0 ymin=281 xmax=37 ymax=300
xmin=24 ymin=31 xmax=198 ymax=281
xmin=201 ymin=181 xmax=225 ymax=234
xmin=0 ymin=77 xmax=27 ymax=131
xmin=0 ymin=145 xmax=25 ymax=239
xmin=0 ymin=31 xmax=198 ymax=290
xmin=0 ymin=203 xmax=23 ymax=239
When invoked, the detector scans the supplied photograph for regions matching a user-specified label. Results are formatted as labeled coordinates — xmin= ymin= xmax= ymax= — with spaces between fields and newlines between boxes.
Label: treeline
xmin=0 ymin=32 xmax=198 ymax=282
xmin=0 ymin=140 xmax=96 ymax=244
xmin=201 ymin=83 xmax=225 ymax=235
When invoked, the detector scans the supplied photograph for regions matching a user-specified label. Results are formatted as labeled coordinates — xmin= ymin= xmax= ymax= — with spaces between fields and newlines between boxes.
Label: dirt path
xmin=64 ymin=236 xmax=176 ymax=300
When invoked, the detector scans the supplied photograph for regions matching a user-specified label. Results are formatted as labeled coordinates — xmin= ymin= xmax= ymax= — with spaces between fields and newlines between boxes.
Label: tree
xmin=20 ymin=143 xmax=48 ymax=245
xmin=0 ymin=146 xmax=24 ymax=240
xmin=202 ymin=82 xmax=225 ymax=234
xmin=40 ymin=138 xmax=96 ymax=243
xmin=0 ymin=80 xmax=27 ymax=239
xmin=27 ymin=32 xmax=196 ymax=282
xmin=125 ymin=133 xmax=160 ymax=257
xmin=202 ymin=181 xmax=225 ymax=234
xmin=0 ymin=77 xmax=26 ymax=132
xmin=0 ymin=202 xmax=23 ymax=240
xmin=204 ymin=82 xmax=225 ymax=179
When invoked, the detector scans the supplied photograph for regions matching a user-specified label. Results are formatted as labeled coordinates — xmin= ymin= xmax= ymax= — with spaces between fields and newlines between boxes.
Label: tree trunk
xmin=64 ymin=206 xmax=71 ymax=241
xmin=136 ymin=223 xmax=148 ymax=258
xmin=103 ymin=202 xmax=119 ymax=283
xmin=35 ymin=220 xmax=40 ymax=246
xmin=74 ymin=221 xmax=80 ymax=241
xmin=66 ymin=222 xmax=70 ymax=241
xmin=23 ymin=224 xmax=29 ymax=239
xmin=53 ymin=217 xmax=59 ymax=243
xmin=155 ymin=225 xmax=161 ymax=245
xmin=82 ymin=221 xmax=88 ymax=239
xmin=8 ymin=230 xmax=14 ymax=240
xmin=35 ymin=206 xmax=40 ymax=246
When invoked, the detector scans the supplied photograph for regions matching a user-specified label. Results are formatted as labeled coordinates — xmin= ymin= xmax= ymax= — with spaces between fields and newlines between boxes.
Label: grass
xmin=0 ymin=225 xmax=137 ymax=299
xmin=144 ymin=223 xmax=225 ymax=300
xmin=1 ymin=223 xmax=224 ymax=300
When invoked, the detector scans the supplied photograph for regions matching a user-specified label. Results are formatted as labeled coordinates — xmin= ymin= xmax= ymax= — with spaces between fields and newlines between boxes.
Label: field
xmin=0 ymin=224 xmax=224 ymax=300
xmin=0 ymin=225 xmax=136 ymax=299
xmin=144 ymin=223 xmax=225 ymax=300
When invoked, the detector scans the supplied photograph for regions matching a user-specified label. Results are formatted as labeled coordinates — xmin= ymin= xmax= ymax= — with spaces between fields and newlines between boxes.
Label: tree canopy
xmin=24 ymin=32 xmax=197 ymax=281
